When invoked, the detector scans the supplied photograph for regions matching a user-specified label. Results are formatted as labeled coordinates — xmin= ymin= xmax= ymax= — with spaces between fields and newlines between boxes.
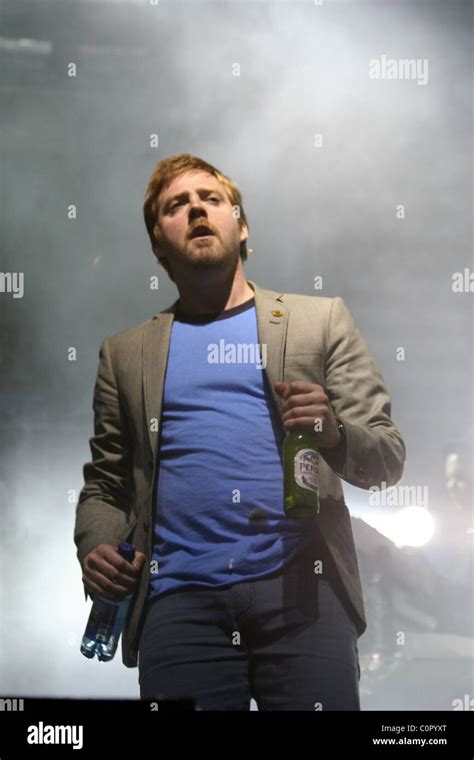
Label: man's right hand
xmin=82 ymin=544 xmax=146 ymax=602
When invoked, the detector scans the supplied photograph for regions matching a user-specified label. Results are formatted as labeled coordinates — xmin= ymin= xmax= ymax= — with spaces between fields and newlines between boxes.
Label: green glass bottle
xmin=283 ymin=428 xmax=320 ymax=518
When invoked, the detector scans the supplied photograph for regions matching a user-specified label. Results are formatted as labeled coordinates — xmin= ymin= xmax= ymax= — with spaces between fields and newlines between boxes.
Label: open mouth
xmin=189 ymin=225 xmax=215 ymax=239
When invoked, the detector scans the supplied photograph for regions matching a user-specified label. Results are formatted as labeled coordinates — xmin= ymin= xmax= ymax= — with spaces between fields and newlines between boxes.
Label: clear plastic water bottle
xmin=80 ymin=543 xmax=136 ymax=662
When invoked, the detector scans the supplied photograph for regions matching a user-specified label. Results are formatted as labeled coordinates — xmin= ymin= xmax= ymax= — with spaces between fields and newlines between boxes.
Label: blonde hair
xmin=143 ymin=153 xmax=250 ymax=279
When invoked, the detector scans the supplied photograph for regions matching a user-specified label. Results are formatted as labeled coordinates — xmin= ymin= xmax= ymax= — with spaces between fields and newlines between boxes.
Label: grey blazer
xmin=74 ymin=279 xmax=406 ymax=667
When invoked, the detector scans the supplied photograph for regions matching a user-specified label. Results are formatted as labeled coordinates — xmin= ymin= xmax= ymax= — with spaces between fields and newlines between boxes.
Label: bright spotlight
xmin=391 ymin=506 xmax=435 ymax=548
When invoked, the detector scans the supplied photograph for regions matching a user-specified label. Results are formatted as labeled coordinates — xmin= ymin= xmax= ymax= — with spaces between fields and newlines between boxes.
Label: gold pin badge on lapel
xmin=271 ymin=310 xmax=284 ymax=317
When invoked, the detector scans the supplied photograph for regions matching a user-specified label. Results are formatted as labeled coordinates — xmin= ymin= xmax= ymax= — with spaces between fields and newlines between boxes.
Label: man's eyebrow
xmin=162 ymin=187 xmax=225 ymax=210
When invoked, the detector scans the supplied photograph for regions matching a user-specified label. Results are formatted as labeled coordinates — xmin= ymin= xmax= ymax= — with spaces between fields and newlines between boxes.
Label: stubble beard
xmin=183 ymin=236 xmax=236 ymax=270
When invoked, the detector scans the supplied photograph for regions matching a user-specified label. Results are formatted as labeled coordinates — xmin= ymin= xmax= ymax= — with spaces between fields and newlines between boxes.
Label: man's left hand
xmin=274 ymin=381 xmax=341 ymax=449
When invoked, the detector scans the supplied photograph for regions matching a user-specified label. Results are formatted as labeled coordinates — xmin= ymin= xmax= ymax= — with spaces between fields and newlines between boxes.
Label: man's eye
xmin=168 ymin=196 xmax=219 ymax=213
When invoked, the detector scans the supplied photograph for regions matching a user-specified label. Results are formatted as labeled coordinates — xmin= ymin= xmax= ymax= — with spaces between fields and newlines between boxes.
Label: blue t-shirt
xmin=148 ymin=296 xmax=314 ymax=601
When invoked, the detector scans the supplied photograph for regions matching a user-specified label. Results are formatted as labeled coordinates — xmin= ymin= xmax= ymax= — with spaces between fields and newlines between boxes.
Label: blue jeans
xmin=138 ymin=544 xmax=361 ymax=711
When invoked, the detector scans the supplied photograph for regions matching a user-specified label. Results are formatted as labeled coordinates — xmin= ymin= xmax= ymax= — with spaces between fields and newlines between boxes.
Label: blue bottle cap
xmin=117 ymin=543 xmax=135 ymax=563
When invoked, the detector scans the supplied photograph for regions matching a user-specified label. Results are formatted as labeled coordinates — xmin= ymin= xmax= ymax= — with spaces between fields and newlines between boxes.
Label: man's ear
xmin=239 ymin=222 xmax=249 ymax=245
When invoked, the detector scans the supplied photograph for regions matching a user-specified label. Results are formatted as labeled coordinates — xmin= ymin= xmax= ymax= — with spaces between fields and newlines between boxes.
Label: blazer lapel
xmin=143 ymin=301 xmax=177 ymax=462
xmin=247 ymin=279 xmax=289 ymax=417
xmin=142 ymin=279 xmax=289 ymax=462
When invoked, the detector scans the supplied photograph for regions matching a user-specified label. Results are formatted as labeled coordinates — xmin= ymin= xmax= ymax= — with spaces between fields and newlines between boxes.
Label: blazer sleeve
xmin=319 ymin=296 xmax=406 ymax=490
xmin=74 ymin=336 xmax=136 ymax=601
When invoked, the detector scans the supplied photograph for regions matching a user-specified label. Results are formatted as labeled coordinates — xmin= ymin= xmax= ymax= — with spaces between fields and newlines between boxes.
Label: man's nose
xmin=188 ymin=198 xmax=208 ymax=222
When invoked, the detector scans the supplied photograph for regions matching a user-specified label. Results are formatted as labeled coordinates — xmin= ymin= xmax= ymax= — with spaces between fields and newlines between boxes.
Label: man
xmin=75 ymin=153 xmax=406 ymax=710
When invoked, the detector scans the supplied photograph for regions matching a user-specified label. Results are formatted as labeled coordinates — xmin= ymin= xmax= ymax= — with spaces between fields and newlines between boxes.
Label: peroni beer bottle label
xmin=294 ymin=448 xmax=319 ymax=493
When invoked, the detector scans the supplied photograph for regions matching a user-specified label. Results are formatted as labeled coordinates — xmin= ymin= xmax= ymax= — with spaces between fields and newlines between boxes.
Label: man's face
xmin=153 ymin=170 xmax=248 ymax=276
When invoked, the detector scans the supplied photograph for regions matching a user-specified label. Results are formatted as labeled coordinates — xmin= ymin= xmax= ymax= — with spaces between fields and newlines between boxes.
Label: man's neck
xmin=175 ymin=269 xmax=254 ymax=317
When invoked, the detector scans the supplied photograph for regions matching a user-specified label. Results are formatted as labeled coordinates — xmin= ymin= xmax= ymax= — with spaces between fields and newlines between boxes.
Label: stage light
xmin=390 ymin=506 xmax=435 ymax=548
